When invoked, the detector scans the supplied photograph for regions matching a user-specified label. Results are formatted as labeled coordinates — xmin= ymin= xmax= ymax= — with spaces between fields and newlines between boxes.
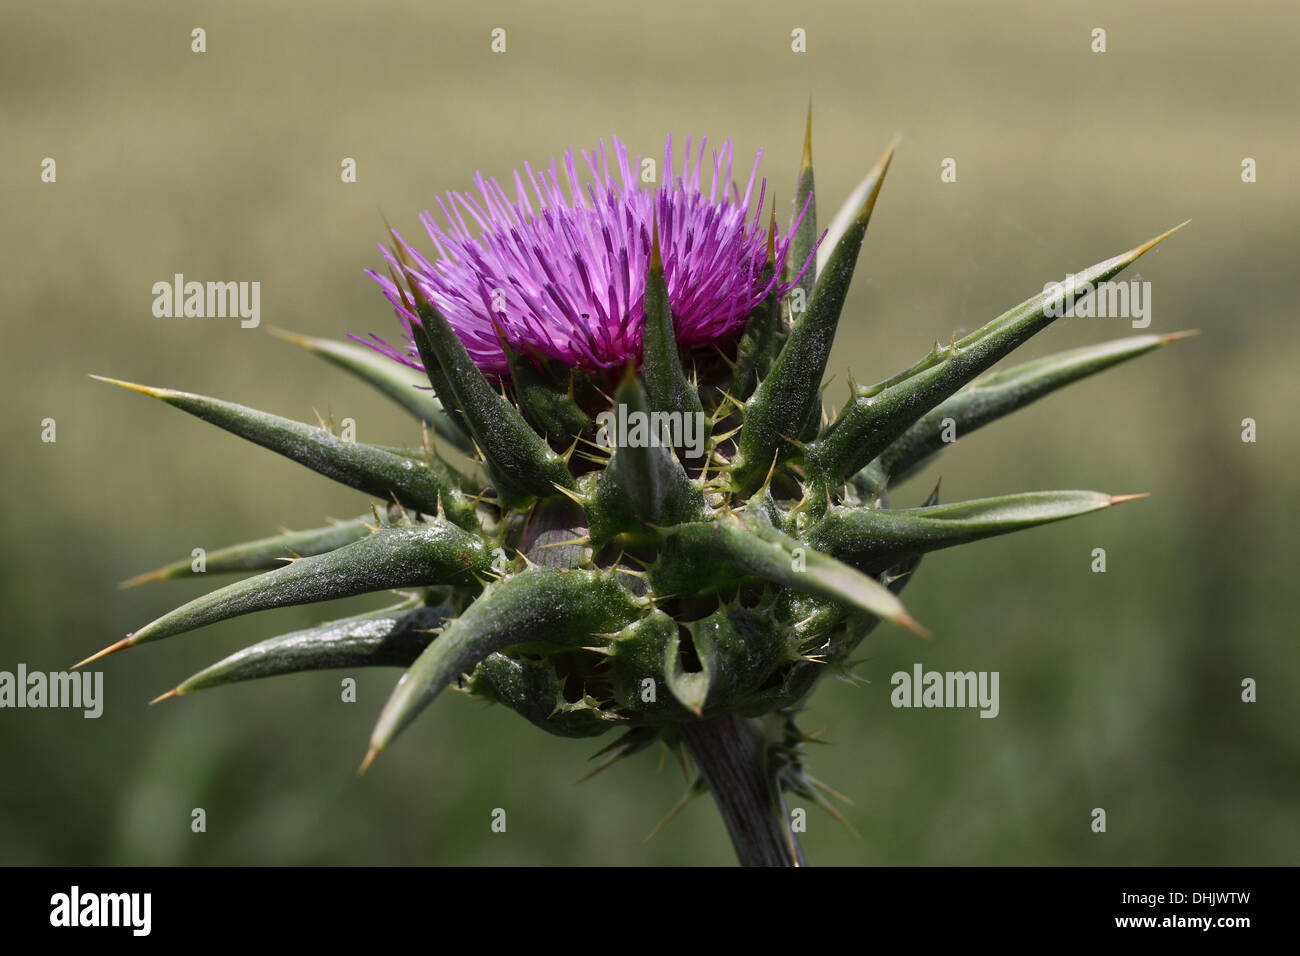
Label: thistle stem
xmin=679 ymin=714 xmax=804 ymax=867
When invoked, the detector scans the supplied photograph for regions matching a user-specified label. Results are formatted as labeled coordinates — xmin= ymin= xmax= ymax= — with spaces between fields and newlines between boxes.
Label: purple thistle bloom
xmin=358 ymin=135 xmax=813 ymax=378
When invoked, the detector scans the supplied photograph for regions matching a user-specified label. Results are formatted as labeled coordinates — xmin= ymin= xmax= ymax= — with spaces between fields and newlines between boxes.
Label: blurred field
xmin=2 ymin=0 xmax=1297 ymax=865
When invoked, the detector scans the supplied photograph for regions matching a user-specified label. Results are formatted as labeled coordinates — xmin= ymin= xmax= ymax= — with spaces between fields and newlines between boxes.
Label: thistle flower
xmin=86 ymin=112 xmax=1190 ymax=866
xmin=359 ymin=135 xmax=810 ymax=377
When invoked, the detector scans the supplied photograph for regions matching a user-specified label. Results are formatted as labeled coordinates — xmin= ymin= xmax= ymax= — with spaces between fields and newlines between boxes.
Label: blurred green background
xmin=2 ymin=0 xmax=1296 ymax=865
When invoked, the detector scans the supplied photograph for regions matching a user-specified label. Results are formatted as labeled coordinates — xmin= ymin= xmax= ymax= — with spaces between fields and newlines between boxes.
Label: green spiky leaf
xmin=872 ymin=331 xmax=1195 ymax=485
xmin=809 ymin=489 xmax=1141 ymax=573
xmin=79 ymin=521 xmax=494 ymax=664
xmin=364 ymin=568 xmax=645 ymax=767
xmin=641 ymin=218 xmax=705 ymax=425
xmin=157 ymin=598 xmax=447 ymax=700
xmin=731 ymin=141 xmax=895 ymax=495
xmin=91 ymin=377 xmax=478 ymax=530
xmin=786 ymin=105 xmax=819 ymax=309
xmin=269 ymin=328 xmax=472 ymax=454
xmin=121 ymin=516 xmax=372 ymax=587
xmin=586 ymin=370 xmax=705 ymax=545
xmin=649 ymin=518 xmax=925 ymax=635
xmin=807 ymin=223 xmax=1188 ymax=490
xmin=503 ymin=341 xmax=590 ymax=445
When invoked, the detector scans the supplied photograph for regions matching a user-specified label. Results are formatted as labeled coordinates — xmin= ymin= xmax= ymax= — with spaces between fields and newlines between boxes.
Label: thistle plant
xmin=82 ymin=114 xmax=1189 ymax=866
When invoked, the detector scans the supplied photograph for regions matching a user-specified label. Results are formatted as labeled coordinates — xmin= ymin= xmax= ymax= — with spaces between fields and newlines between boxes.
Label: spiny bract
xmin=85 ymin=113 xmax=1188 ymax=864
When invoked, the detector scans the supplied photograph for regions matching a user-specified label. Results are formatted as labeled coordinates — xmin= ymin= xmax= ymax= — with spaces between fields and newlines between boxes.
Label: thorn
xmin=357 ymin=745 xmax=380 ymax=776
xmin=73 ymin=635 xmax=134 ymax=669
xmin=775 ymin=431 xmax=808 ymax=452
xmin=118 ymin=568 xmax=168 ymax=589
xmin=650 ymin=205 xmax=663 ymax=274
xmin=760 ymin=450 xmax=781 ymax=493
xmin=924 ymin=476 xmax=942 ymax=506
xmin=805 ymin=772 xmax=853 ymax=805
xmin=386 ymin=264 xmax=415 ymax=313
xmin=855 ymin=137 xmax=899 ymax=224
xmin=551 ymin=482 xmax=585 ymax=506
xmin=149 ymin=688 xmax=180 ymax=706
xmin=266 ymin=326 xmax=314 ymax=349
xmin=88 ymin=375 xmax=167 ymax=399
xmin=1129 ymin=220 xmax=1191 ymax=259
xmin=809 ymin=788 xmax=860 ymax=837
xmin=712 ymin=343 xmax=738 ymax=371
xmin=801 ymin=101 xmax=814 ymax=170
xmin=898 ymin=612 xmax=931 ymax=640
xmin=575 ymin=751 xmax=625 ymax=784
xmin=644 ymin=785 xmax=700 ymax=842
xmin=1108 ymin=492 xmax=1150 ymax=505
xmin=674 ymin=741 xmax=691 ymax=780
xmin=587 ymin=736 xmax=631 ymax=760
xmin=534 ymin=537 xmax=591 ymax=550
xmin=560 ymin=435 xmax=582 ymax=464
xmin=882 ymin=569 xmax=913 ymax=588
xmin=1159 ymin=329 xmax=1201 ymax=344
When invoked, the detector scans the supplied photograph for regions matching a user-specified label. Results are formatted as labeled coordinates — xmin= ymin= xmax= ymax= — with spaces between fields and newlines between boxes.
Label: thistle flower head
xmin=359 ymin=135 xmax=811 ymax=377
xmin=92 ymin=109 xmax=1188 ymax=867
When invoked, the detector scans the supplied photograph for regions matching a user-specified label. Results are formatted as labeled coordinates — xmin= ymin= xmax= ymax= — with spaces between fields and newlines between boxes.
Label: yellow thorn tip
xmin=801 ymin=103 xmax=813 ymax=169
xmin=88 ymin=375 xmax=167 ymax=399
xmin=266 ymin=326 xmax=316 ymax=348
xmin=1108 ymin=492 xmax=1150 ymax=505
xmin=1130 ymin=220 xmax=1190 ymax=259
xmin=73 ymin=635 xmax=134 ymax=669
xmin=898 ymin=612 xmax=931 ymax=639
xmin=357 ymin=745 xmax=380 ymax=776
xmin=856 ymin=138 xmax=900 ymax=223
xmin=118 ymin=568 xmax=168 ymax=589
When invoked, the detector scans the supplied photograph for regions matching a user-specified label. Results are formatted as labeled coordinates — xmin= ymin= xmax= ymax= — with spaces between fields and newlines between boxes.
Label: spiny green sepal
xmin=586 ymin=370 xmax=705 ymax=546
xmin=872 ymin=331 xmax=1194 ymax=485
xmin=157 ymin=598 xmax=447 ymax=700
xmin=462 ymin=652 xmax=624 ymax=738
xmin=269 ymin=328 xmax=472 ymax=454
xmin=731 ymin=141 xmax=895 ymax=495
xmin=121 ymin=516 xmax=373 ymax=587
xmin=400 ymin=281 xmax=576 ymax=504
xmin=90 ymin=377 xmax=478 ymax=530
xmin=808 ymin=224 xmax=1187 ymax=489
xmin=641 ymin=219 xmax=705 ymax=426
xmin=649 ymin=517 xmax=924 ymax=635
xmin=364 ymin=568 xmax=646 ymax=766
xmin=96 ymin=521 xmax=494 ymax=659
xmin=809 ymin=490 xmax=1139 ymax=575
xmin=504 ymin=342 xmax=591 ymax=445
